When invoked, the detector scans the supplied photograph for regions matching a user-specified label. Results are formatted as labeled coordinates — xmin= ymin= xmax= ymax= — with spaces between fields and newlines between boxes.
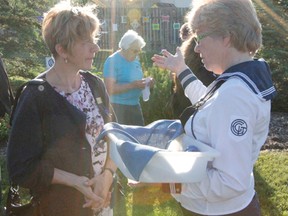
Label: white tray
xmin=108 ymin=133 xmax=220 ymax=183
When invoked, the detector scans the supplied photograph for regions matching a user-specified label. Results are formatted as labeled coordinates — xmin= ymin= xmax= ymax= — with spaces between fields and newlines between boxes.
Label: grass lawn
xmin=1 ymin=151 xmax=288 ymax=215
xmin=255 ymin=151 xmax=288 ymax=216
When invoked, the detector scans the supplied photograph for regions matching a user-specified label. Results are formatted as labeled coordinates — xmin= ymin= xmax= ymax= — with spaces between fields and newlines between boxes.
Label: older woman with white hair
xmin=103 ymin=30 xmax=154 ymax=126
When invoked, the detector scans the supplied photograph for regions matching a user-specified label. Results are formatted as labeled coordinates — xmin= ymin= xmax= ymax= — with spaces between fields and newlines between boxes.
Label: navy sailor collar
xmin=216 ymin=59 xmax=277 ymax=101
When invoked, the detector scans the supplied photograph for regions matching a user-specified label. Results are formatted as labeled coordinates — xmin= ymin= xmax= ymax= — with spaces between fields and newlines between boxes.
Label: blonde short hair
xmin=118 ymin=30 xmax=146 ymax=50
xmin=187 ymin=0 xmax=262 ymax=55
xmin=42 ymin=1 xmax=100 ymax=57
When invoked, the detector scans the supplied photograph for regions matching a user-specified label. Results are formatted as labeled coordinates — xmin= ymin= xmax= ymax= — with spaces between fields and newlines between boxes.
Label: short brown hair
xmin=42 ymin=1 xmax=100 ymax=57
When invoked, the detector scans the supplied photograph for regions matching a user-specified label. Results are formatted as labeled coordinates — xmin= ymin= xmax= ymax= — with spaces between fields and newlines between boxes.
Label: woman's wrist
xmin=102 ymin=167 xmax=115 ymax=177
xmin=176 ymin=65 xmax=189 ymax=76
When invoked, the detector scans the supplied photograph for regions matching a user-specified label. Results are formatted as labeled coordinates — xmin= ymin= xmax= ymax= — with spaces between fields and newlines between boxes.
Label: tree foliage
xmin=0 ymin=0 xmax=90 ymax=77
xmin=273 ymin=0 xmax=288 ymax=11
xmin=0 ymin=0 xmax=59 ymax=77
xmin=253 ymin=0 xmax=288 ymax=112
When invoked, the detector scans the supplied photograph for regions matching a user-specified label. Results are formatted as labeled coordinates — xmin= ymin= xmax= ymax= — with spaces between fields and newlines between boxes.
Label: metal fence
xmin=93 ymin=6 xmax=189 ymax=71
xmin=97 ymin=6 xmax=189 ymax=51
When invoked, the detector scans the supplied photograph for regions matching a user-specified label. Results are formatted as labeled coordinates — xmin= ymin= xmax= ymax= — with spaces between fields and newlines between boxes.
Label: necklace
xmin=49 ymin=67 xmax=81 ymax=94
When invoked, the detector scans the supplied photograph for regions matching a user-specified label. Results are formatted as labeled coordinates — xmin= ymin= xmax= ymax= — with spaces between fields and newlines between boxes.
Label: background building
xmin=92 ymin=0 xmax=191 ymax=53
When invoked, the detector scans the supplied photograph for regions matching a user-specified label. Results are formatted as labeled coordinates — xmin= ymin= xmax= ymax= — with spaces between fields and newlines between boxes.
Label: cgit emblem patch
xmin=230 ymin=119 xmax=248 ymax=136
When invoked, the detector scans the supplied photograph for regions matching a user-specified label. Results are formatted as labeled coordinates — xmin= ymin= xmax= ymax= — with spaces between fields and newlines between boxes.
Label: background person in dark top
xmin=170 ymin=23 xmax=216 ymax=118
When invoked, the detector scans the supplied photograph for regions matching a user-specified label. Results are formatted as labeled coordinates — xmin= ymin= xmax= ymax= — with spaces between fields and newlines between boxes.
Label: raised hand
xmin=151 ymin=47 xmax=188 ymax=74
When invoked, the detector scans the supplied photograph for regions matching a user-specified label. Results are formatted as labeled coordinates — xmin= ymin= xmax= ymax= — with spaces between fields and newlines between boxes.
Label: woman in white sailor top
xmin=152 ymin=0 xmax=277 ymax=215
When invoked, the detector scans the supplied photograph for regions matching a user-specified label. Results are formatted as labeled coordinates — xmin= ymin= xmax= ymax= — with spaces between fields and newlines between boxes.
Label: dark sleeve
xmin=7 ymin=86 xmax=54 ymax=191
xmin=84 ymin=72 xmax=117 ymax=123
xmin=0 ymin=58 xmax=13 ymax=117
xmin=100 ymin=78 xmax=117 ymax=123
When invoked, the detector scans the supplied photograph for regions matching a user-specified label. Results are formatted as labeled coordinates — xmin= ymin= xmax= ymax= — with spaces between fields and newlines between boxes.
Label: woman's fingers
xmin=82 ymin=194 xmax=104 ymax=208
xmin=102 ymin=192 xmax=112 ymax=208
xmin=151 ymin=55 xmax=167 ymax=69
xmin=152 ymin=47 xmax=187 ymax=73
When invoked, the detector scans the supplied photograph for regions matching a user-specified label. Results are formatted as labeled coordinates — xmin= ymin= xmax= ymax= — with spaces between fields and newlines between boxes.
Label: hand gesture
xmin=151 ymin=47 xmax=188 ymax=74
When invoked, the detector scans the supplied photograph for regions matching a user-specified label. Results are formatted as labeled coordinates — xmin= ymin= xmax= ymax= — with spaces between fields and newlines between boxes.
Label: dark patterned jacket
xmin=7 ymin=71 xmax=115 ymax=216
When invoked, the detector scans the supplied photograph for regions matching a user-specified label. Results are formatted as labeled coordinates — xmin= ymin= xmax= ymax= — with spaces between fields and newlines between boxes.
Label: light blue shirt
xmin=103 ymin=51 xmax=143 ymax=105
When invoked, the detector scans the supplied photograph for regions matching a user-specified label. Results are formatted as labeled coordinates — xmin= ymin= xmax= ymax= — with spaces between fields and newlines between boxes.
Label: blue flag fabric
xmin=95 ymin=120 xmax=184 ymax=180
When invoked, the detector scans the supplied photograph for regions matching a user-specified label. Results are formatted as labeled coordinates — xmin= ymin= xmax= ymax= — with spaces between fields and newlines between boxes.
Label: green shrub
xmin=0 ymin=115 xmax=10 ymax=143
xmin=140 ymin=67 xmax=174 ymax=124
xmin=139 ymin=51 xmax=155 ymax=71
xmin=4 ymin=57 xmax=45 ymax=79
